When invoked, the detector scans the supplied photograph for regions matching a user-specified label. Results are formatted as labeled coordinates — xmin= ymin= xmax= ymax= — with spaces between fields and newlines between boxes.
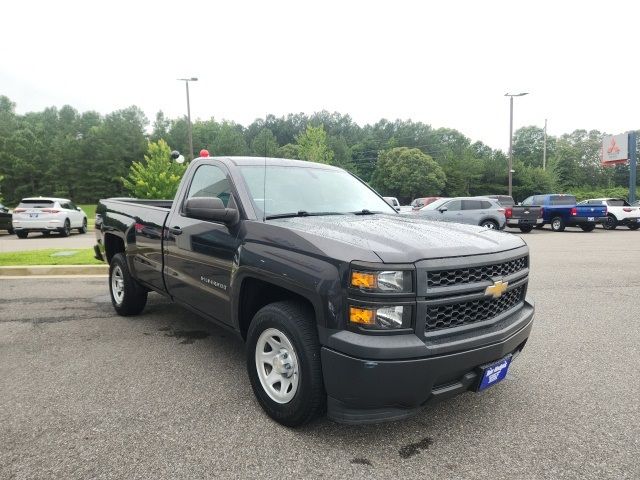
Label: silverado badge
xmin=485 ymin=280 xmax=509 ymax=299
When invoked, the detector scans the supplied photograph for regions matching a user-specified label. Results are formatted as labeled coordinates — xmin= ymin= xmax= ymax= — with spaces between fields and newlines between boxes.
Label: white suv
xmin=12 ymin=197 xmax=88 ymax=238
xmin=579 ymin=198 xmax=640 ymax=230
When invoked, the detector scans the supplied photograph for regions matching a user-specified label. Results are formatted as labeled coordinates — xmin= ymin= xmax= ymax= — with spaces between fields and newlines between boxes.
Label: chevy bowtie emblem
xmin=485 ymin=280 xmax=508 ymax=298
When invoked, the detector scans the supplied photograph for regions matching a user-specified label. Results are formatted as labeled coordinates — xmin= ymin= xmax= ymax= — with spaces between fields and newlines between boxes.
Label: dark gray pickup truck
xmin=95 ymin=156 xmax=535 ymax=426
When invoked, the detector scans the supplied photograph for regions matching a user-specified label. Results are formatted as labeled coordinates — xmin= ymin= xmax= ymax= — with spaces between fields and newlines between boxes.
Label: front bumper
xmin=322 ymin=302 xmax=534 ymax=424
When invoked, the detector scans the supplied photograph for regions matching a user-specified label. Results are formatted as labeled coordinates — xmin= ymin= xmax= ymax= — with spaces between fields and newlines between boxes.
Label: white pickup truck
xmin=579 ymin=198 xmax=640 ymax=230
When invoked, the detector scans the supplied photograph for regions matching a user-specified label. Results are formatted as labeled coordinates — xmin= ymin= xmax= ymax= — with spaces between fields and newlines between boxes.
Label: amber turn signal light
xmin=349 ymin=306 xmax=376 ymax=325
xmin=351 ymin=271 xmax=377 ymax=289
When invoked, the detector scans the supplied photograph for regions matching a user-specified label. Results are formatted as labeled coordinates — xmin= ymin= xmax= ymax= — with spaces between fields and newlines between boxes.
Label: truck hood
xmin=270 ymin=214 xmax=525 ymax=263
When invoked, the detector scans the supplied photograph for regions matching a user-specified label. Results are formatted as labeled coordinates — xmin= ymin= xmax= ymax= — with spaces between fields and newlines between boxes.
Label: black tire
xmin=535 ymin=223 xmax=545 ymax=229
xmin=246 ymin=300 xmax=325 ymax=427
xmin=16 ymin=231 xmax=28 ymax=239
xmin=628 ymin=224 xmax=640 ymax=230
xmin=78 ymin=217 xmax=88 ymax=234
xmin=7 ymin=228 xmax=14 ymax=235
xmin=480 ymin=219 xmax=499 ymax=230
xmin=59 ymin=219 xmax=71 ymax=237
xmin=109 ymin=253 xmax=148 ymax=316
xmin=603 ymin=214 xmax=617 ymax=230
xmin=519 ymin=225 xmax=534 ymax=233
xmin=580 ymin=224 xmax=596 ymax=232
xmin=550 ymin=217 xmax=565 ymax=232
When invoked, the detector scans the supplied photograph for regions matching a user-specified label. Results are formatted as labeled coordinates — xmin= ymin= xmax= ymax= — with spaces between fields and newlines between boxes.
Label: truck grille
xmin=427 ymin=256 xmax=528 ymax=288
xmin=425 ymin=285 xmax=525 ymax=332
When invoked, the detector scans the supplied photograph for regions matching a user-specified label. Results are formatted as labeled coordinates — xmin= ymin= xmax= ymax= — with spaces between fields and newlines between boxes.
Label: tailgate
xmin=577 ymin=205 xmax=607 ymax=217
xmin=511 ymin=206 xmax=540 ymax=222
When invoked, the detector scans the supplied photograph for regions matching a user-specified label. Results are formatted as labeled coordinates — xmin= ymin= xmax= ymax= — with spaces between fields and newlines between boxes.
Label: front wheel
xmin=480 ymin=219 xmax=499 ymax=230
xmin=551 ymin=217 xmax=565 ymax=232
xmin=580 ymin=224 xmax=596 ymax=232
xmin=519 ymin=225 xmax=534 ymax=233
xmin=78 ymin=218 xmax=88 ymax=234
xmin=109 ymin=253 xmax=148 ymax=316
xmin=246 ymin=300 xmax=325 ymax=427
xmin=628 ymin=224 xmax=640 ymax=230
xmin=16 ymin=231 xmax=28 ymax=239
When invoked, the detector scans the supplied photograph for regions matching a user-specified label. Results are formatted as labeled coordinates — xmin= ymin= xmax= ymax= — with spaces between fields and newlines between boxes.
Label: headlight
xmin=350 ymin=270 xmax=412 ymax=293
xmin=349 ymin=305 xmax=412 ymax=329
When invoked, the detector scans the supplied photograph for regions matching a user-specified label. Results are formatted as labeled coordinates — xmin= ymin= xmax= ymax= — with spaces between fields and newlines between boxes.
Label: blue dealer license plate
xmin=477 ymin=355 xmax=512 ymax=391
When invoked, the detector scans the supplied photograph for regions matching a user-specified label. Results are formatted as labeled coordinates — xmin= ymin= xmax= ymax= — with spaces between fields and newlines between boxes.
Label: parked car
xmin=410 ymin=197 xmax=441 ymax=211
xmin=95 ymin=156 xmax=534 ymax=426
xmin=12 ymin=197 xmax=88 ymax=238
xmin=416 ymin=197 xmax=506 ymax=229
xmin=521 ymin=194 xmax=607 ymax=232
xmin=578 ymin=198 xmax=640 ymax=230
xmin=0 ymin=203 xmax=14 ymax=234
xmin=485 ymin=195 xmax=542 ymax=233
xmin=383 ymin=196 xmax=401 ymax=212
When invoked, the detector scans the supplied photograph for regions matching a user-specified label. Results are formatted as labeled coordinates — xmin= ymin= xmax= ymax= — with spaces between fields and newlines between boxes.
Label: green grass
xmin=78 ymin=204 xmax=97 ymax=229
xmin=0 ymin=248 xmax=103 ymax=266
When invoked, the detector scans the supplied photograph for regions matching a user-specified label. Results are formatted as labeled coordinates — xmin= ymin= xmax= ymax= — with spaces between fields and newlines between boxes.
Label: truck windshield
xmin=239 ymin=165 xmax=396 ymax=219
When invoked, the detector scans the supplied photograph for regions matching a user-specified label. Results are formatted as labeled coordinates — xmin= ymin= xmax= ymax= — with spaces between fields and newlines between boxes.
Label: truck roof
xmin=204 ymin=156 xmax=342 ymax=171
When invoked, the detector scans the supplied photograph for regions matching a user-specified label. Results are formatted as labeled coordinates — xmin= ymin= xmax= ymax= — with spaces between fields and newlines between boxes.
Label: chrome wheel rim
xmin=255 ymin=328 xmax=299 ymax=404
xmin=483 ymin=222 xmax=496 ymax=229
xmin=111 ymin=266 xmax=125 ymax=305
xmin=553 ymin=219 xmax=560 ymax=229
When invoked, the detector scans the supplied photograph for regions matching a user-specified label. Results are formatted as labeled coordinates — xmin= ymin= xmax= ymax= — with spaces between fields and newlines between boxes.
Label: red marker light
xmin=200 ymin=149 xmax=210 ymax=157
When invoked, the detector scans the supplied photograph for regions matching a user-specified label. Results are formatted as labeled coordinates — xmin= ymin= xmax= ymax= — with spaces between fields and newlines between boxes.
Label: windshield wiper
xmin=352 ymin=209 xmax=382 ymax=215
xmin=265 ymin=211 xmax=345 ymax=220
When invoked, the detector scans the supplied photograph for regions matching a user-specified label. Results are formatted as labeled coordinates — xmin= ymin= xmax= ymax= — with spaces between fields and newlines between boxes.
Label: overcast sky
xmin=2 ymin=0 xmax=638 ymax=152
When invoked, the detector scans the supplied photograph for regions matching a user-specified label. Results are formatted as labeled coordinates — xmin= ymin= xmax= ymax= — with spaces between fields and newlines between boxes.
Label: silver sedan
xmin=415 ymin=197 xmax=506 ymax=229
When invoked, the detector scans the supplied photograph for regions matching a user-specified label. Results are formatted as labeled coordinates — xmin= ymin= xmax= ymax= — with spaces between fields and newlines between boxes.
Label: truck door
xmin=163 ymin=161 xmax=240 ymax=326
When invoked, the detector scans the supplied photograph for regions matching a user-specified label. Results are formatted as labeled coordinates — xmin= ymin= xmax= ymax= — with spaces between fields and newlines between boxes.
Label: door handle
xmin=168 ymin=226 xmax=183 ymax=236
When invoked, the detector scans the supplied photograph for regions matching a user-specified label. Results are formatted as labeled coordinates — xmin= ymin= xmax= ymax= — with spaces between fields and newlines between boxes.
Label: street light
xmin=505 ymin=92 xmax=529 ymax=197
xmin=178 ymin=77 xmax=198 ymax=160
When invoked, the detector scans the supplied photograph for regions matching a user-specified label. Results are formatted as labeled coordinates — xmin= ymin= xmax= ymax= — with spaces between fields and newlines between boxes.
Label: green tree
xmin=122 ymin=139 xmax=186 ymax=198
xmin=371 ymin=147 xmax=446 ymax=203
xmin=277 ymin=143 xmax=299 ymax=159
xmin=296 ymin=125 xmax=334 ymax=164
xmin=250 ymin=128 xmax=279 ymax=156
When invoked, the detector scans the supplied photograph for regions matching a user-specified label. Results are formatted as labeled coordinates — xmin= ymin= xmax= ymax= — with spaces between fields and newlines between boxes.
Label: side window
xmin=185 ymin=164 xmax=232 ymax=208
xmin=481 ymin=201 xmax=492 ymax=209
xmin=532 ymin=196 xmax=545 ymax=205
xmin=445 ymin=200 xmax=462 ymax=211
xmin=462 ymin=200 xmax=482 ymax=210
xmin=521 ymin=197 xmax=533 ymax=206
xmin=68 ymin=202 xmax=77 ymax=210
xmin=61 ymin=202 xmax=71 ymax=210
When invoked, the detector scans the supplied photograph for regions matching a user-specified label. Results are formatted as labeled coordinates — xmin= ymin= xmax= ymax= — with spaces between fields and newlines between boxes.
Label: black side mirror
xmin=185 ymin=197 xmax=239 ymax=225
xmin=438 ymin=207 xmax=448 ymax=213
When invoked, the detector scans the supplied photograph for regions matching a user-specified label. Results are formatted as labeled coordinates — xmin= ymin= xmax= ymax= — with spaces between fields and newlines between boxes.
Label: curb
xmin=0 ymin=264 xmax=108 ymax=276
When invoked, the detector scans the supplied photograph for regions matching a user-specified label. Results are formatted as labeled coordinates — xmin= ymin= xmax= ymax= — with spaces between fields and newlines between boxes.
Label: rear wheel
xmin=16 ymin=231 xmax=28 ymax=239
xmin=603 ymin=214 xmax=617 ymax=230
xmin=59 ymin=219 xmax=71 ymax=237
xmin=78 ymin=218 xmax=88 ymax=234
xmin=109 ymin=253 xmax=148 ymax=316
xmin=480 ymin=219 xmax=499 ymax=230
xmin=519 ymin=225 xmax=534 ymax=233
xmin=246 ymin=300 xmax=325 ymax=427
xmin=580 ymin=224 xmax=596 ymax=232
xmin=551 ymin=217 xmax=565 ymax=232
xmin=7 ymin=227 xmax=14 ymax=235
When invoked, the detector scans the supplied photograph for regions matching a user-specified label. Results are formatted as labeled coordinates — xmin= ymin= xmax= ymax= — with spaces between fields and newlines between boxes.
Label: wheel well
xmin=104 ymin=233 xmax=125 ymax=264
xmin=238 ymin=278 xmax=315 ymax=340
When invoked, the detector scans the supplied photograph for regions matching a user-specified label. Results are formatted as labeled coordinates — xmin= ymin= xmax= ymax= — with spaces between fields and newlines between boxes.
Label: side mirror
xmin=438 ymin=207 xmax=448 ymax=213
xmin=76 ymin=207 xmax=82 ymax=211
xmin=185 ymin=197 xmax=238 ymax=225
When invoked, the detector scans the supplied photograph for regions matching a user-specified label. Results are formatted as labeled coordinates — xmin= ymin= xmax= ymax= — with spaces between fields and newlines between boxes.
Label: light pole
xmin=178 ymin=77 xmax=198 ymax=160
xmin=505 ymin=92 xmax=529 ymax=197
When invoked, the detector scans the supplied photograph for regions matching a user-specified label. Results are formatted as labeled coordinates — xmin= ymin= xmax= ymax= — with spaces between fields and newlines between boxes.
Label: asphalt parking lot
xmin=1 ymin=227 xmax=639 ymax=479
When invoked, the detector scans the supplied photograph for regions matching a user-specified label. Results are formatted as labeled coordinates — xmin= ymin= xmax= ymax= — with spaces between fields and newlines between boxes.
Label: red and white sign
xmin=602 ymin=134 xmax=629 ymax=165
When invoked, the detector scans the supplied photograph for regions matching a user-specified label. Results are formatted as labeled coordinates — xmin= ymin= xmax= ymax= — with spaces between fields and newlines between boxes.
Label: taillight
xmin=505 ymin=207 xmax=512 ymax=218
xmin=41 ymin=209 xmax=60 ymax=213
xmin=571 ymin=207 xmax=577 ymax=216
xmin=623 ymin=207 xmax=633 ymax=212
xmin=539 ymin=207 xmax=544 ymax=217
xmin=13 ymin=208 xmax=25 ymax=213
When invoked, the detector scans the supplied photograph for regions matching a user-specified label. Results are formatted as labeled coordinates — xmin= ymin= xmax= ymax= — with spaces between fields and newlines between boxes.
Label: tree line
xmin=0 ymin=94 xmax=636 ymax=205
